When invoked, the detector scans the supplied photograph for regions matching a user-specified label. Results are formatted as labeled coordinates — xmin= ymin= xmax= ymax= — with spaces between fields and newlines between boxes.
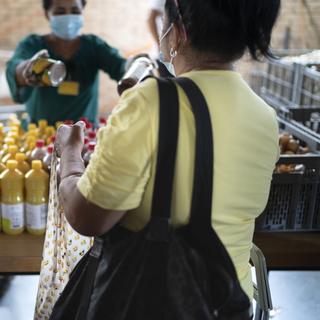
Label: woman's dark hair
xmin=42 ymin=0 xmax=87 ymax=11
xmin=165 ymin=0 xmax=281 ymax=62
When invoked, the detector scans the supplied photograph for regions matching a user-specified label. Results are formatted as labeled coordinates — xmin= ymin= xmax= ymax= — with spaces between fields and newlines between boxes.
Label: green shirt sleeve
xmin=92 ymin=35 xmax=126 ymax=81
xmin=6 ymin=35 xmax=40 ymax=103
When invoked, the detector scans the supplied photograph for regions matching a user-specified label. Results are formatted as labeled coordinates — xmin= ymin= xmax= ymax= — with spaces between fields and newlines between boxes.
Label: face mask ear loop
xmin=159 ymin=23 xmax=174 ymax=44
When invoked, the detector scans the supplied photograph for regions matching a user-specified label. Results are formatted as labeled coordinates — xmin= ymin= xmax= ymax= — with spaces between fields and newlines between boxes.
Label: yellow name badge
xmin=58 ymin=81 xmax=80 ymax=96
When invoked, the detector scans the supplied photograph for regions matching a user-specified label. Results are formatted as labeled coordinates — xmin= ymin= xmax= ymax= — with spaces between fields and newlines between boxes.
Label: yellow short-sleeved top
xmin=78 ymin=70 xmax=279 ymax=299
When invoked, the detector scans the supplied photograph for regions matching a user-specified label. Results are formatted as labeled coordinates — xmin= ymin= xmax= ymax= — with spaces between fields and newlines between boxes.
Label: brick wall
xmin=1 ymin=0 xmax=320 ymax=111
xmin=272 ymin=0 xmax=320 ymax=49
xmin=236 ymin=0 xmax=320 ymax=80
xmin=1 ymin=0 xmax=152 ymax=52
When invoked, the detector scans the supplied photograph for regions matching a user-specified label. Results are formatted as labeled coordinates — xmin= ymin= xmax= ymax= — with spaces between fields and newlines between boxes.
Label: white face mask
xmin=50 ymin=14 xmax=84 ymax=40
xmin=159 ymin=24 xmax=176 ymax=77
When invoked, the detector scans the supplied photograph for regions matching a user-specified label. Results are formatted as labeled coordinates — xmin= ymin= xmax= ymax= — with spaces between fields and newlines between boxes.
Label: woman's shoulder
xmin=122 ymin=77 xmax=159 ymax=106
xmin=112 ymin=78 xmax=159 ymax=123
xmin=137 ymin=77 xmax=159 ymax=96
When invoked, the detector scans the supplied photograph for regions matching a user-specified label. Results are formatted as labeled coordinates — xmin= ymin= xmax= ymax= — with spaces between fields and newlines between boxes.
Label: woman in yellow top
xmin=56 ymin=0 xmax=281 ymax=301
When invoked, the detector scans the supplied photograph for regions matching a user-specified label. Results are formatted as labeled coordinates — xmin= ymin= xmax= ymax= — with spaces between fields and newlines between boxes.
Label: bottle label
xmin=2 ymin=204 xmax=24 ymax=229
xmin=26 ymin=204 xmax=48 ymax=230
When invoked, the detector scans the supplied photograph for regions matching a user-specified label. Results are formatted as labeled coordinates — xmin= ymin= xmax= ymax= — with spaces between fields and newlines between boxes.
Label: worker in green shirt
xmin=6 ymin=0 xmax=126 ymax=125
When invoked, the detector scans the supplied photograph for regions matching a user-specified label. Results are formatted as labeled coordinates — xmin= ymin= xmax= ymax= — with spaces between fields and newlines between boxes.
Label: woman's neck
xmin=45 ymin=33 xmax=81 ymax=60
xmin=176 ymin=63 xmax=234 ymax=75
xmin=174 ymin=51 xmax=234 ymax=75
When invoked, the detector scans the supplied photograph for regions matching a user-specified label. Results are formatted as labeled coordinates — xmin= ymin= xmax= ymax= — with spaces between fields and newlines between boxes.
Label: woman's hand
xmin=16 ymin=49 xmax=50 ymax=87
xmin=55 ymin=121 xmax=86 ymax=157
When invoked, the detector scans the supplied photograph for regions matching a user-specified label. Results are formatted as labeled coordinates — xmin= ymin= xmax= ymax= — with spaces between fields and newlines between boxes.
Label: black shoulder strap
xmin=151 ymin=78 xmax=180 ymax=220
xmin=174 ymin=77 xmax=214 ymax=227
xmin=71 ymin=78 xmax=179 ymax=320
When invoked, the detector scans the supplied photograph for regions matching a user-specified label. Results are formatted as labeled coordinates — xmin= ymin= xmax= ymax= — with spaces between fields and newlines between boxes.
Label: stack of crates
xmin=260 ymin=60 xmax=296 ymax=109
xmin=256 ymin=155 xmax=320 ymax=232
xmin=252 ymin=56 xmax=320 ymax=152
xmin=252 ymin=53 xmax=320 ymax=232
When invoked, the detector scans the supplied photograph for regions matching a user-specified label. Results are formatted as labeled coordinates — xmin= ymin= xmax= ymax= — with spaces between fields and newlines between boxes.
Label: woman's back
xmin=116 ymin=71 xmax=279 ymax=296
xmin=52 ymin=0 xmax=282 ymax=315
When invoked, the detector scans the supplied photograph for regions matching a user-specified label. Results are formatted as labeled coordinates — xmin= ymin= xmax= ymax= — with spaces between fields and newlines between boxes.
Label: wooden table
xmin=0 ymin=232 xmax=319 ymax=273
xmin=254 ymin=232 xmax=320 ymax=269
xmin=0 ymin=232 xmax=44 ymax=273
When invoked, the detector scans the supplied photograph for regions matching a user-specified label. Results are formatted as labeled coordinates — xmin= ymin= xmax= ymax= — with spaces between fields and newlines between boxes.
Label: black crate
xmin=314 ymin=184 xmax=320 ymax=229
xmin=289 ymin=108 xmax=320 ymax=137
xmin=256 ymin=155 xmax=320 ymax=232
xmin=288 ymin=107 xmax=320 ymax=124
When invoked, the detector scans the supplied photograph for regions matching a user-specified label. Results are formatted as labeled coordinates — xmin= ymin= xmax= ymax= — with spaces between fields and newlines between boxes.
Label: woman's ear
xmin=172 ymin=23 xmax=184 ymax=52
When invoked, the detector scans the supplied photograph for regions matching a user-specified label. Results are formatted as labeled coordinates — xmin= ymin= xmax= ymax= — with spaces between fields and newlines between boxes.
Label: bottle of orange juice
xmin=20 ymin=135 xmax=36 ymax=154
xmin=28 ymin=129 xmax=39 ymax=142
xmin=9 ymin=124 xmax=21 ymax=135
xmin=7 ymin=114 xmax=18 ymax=127
xmin=2 ymin=145 xmax=19 ymax=164
xmin=0 ymin=123 xmax=4 ymax=144
xmin=28 ymin=123 xmax=37 ymax=131
xmin=56 ymin=121 xmax=63 ymax=130
xmin=25 ymin=160 xmax=49 ymax=235
xmin=0 ymin=137 xmax=16 ymax=160
xmin=26 ymin=141 xmax=36 ymax=163
xmin=45 ymin=126 xmax=56 ymax=145
xmin=6 ymin=131 xmax=20 ymax=148
xmin=38 ymin=120 xmax=48 ymax=139
xmin=0 ymin=162 xmax=6 ymax=174
xmin=15 ymin=153 xmax=31 ymax=174
xmin=21 ymin=123 xmax=37 ymax=142
xmin=0 ymin=160 xmax=24 ymax=235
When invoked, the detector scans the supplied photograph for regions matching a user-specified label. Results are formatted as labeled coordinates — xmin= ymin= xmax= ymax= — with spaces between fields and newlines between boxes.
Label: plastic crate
xmin=260 ymin=60 xmax=296 ymax=108
xmin=257 ymin=60 xmax=320 ymax=110
xmin=256 ymin=155 xmax=320 ymax=232
xmin=250 ymin=71 xmax=267 ymax=96
xmin=278 ymin=117 xmax=320 ymax=152
xmin=300 ymin=67 xmax=320 ymax=108
xmin=288 ymin=107 xmax=320 ymax=136
xmin=314 ymin=184 xmax=320 ymax=229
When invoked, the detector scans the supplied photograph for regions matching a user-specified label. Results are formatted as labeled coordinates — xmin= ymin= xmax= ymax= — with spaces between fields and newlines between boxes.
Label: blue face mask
xmin=50 ymin=14 xmax=84 ymax=40
xmin=159 ymin=24 xmax=176 ymax=77
xmin=159 ymin=51 xmax=176 ymax=77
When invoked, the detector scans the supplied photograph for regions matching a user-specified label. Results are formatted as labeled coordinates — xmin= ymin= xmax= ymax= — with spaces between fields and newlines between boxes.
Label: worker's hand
xmin=21 ymin=49 xmax=50 ymax=86
xmin=55 ymin=121 xmax=86 ymax=158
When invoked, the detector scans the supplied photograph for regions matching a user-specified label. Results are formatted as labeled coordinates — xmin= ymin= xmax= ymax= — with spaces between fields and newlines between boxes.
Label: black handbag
xmin=50 ymin=77 xmax=252 ymax=320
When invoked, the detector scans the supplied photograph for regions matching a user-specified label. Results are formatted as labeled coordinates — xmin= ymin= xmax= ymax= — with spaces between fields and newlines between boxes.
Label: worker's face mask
xmin=159 ymin=24 xmax=176 ymax=77
xmin=50 ymin=14 xmax=84 ymax=40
